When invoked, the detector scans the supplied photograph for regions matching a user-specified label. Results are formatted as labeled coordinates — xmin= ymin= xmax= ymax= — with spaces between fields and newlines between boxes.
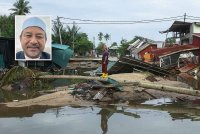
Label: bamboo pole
xmin=38 ymin=75 xmax=108 ymax=81
xmin=120 ymin=81 xmax=200 ymax=97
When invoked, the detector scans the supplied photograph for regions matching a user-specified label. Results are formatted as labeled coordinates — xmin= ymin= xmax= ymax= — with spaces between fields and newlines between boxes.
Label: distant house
xmin=109 ymin=45 xmax=119 ymax=57
xmin=161 ymin=21 xmax=200 ymax=45
xmin=151 ymin=45 xmax=199 ymax=68
xmin=151 ymin=21 xmax=200 ymax=68
xmin=127 ymin=38 xmax=157 ymax=60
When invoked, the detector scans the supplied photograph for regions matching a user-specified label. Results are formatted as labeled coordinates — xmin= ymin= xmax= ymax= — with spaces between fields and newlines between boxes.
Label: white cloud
xmin=1 ymin=0 xmax=200 ymax=44
xmin=0 ymin=2 xmax=12 ymax=15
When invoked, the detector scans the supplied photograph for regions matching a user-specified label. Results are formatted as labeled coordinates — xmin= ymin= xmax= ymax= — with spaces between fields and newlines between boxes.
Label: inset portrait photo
xmin=15 ymin=15 xmax=51 ymax=61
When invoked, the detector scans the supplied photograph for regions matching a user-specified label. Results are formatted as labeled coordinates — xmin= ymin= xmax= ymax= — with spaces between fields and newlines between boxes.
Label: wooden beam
xmin=121 ymin=81 xmax=200 ymax=97
xmin=38 ymin=75 xmax=108 ymax=81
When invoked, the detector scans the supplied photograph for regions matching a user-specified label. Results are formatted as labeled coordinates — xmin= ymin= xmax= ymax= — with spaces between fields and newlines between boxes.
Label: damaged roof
xmin=161 ymin=21 xmax=192 ymax=33
xmin=151 ymin=44 xmax=199 ymax=58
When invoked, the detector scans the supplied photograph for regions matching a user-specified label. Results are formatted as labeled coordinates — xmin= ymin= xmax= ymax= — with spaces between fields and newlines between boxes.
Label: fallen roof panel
xmin=151 ymin=45 xmax=199 ymax=58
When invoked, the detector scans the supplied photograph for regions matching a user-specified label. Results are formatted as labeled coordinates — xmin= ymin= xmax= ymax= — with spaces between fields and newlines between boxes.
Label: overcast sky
xmin=1 ymin=0 xmax=200 ymax=46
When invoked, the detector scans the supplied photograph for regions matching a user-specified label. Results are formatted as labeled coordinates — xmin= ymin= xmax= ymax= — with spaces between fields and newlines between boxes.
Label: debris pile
xmin=70 ymin=80 xmax=118 ymax=101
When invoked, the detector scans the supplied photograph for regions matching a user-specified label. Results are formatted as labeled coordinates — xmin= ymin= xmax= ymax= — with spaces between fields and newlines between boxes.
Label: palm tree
xmin=10 ymin=0 xmax=32 ymax=15
xmin=66 ymin=22 xmax=80 ymax=55
xmin=52 ymin=17 xmax=67 ymax=44
xmin=98 ymin=32 xmax=103 ymax=42
xmin=66 ymin=22 xmax=80 ymax=44
xmin=104 ymin=33 xmax=110 ymax=44
xmin=66 ymin=22 xmax=80 ymax=39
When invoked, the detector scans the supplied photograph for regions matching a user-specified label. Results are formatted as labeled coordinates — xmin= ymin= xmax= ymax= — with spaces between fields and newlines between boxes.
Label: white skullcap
xmin=22 ymin=17 xmax=46 ymax=32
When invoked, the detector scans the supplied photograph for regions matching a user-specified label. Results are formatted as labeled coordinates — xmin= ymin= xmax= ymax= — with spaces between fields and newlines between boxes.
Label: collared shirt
xmin=24 ymin=54 xmax=41 ymax=60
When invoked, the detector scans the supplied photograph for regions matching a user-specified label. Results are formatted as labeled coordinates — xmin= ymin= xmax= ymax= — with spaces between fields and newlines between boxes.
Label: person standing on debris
xmin=101 ymin=44 xmax=109 ymax=78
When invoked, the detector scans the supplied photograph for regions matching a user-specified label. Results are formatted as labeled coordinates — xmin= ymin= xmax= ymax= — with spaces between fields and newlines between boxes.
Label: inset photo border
xmin=15 ymin=15 xmax=52 ymax=61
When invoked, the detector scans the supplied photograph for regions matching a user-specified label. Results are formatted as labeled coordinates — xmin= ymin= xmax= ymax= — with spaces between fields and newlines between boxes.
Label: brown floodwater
xmin=0 ymin=98 xmax=200 ymax=134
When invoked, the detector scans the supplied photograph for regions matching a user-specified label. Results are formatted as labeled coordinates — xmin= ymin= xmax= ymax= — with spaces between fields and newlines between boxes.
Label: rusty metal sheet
xmin=178 ymin=63 xmax=197 ymax=73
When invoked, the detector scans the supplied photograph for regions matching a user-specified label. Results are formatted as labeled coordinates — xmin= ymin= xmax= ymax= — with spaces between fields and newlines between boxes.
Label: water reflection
xmin=1 ymin=101 xmax=200 ymax=134
xmin=98 ymin=105 xmax=140 ymax=134
xmin=0 ymin=89 xmax=40 ymax=103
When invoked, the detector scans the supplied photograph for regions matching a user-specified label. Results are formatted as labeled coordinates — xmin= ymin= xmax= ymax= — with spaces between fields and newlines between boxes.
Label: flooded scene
xmin=1 ymin=0 xmax=200 ymax=134
xmin=1 ymin=100 xmax=200 ymax=134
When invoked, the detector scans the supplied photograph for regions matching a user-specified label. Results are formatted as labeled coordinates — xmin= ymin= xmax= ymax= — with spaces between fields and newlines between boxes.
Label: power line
xmin=61 ymin=15 xmax=183 ymax=23
xmin=52 ymin=15 xmax=200 ymax=25
xmin=56 ymin=17 xmax=183 ymax=25
xmin=186 ymin=15 xmax=200 ymax=19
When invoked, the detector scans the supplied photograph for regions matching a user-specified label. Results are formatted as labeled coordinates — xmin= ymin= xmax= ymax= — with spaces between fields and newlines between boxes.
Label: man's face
xmin=20 ymin=26 xmax=46 ymax=59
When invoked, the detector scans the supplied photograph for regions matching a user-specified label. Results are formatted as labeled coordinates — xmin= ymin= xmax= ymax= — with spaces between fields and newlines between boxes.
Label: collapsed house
xmin=127 ymin=38 xmax=160 ymax=60
xmin=127 ymin=21 xmax=200 ymax=69
xmin=152 ymin=21 xmax=200 ymax=68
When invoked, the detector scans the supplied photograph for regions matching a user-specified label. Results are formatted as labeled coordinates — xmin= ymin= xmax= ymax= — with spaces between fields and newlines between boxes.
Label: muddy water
xmin=0 ymin=99 xmax=200 ymax=134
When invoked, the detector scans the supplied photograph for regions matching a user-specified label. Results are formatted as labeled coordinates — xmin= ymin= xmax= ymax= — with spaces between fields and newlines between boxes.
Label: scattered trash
xmin=93 ymin=88 xmax=108 ymax=100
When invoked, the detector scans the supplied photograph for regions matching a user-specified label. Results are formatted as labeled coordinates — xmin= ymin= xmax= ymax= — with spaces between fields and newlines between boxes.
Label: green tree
xmin=75 ymin=33 xmax=93 ymax=56
xmin=52 ymin=21 xmax=93 ymax=56
xmin=118 ymin=39 xmax=129 ymax=56
xmin=10 ymin=0 xmax=32 ymax=15
xmin=0 ymin=15 xmax=15 ymax=37
xmin=110 ymin=42 xmax=118 ymax=47
xmin=104 ymin=33 xmax=110 ymax=44
xmin=52 ymin=21 xmax=81 ymax=47
xmin=120 ymin=38 xmax=127 ymax=45
xmin=52 ymin=18 xmax=68 ymax=44
xmin=66 ymin=22 xmax=80 ymax=49
xmin=98 ymin=32 xmax=103 ymax=42
xmin=117 ymin=36 xmax=146 ymax=56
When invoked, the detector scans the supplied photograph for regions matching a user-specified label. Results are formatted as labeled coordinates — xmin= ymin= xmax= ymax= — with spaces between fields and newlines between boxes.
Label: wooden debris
xmin=120 ymin=81 xmax=200 ymax=97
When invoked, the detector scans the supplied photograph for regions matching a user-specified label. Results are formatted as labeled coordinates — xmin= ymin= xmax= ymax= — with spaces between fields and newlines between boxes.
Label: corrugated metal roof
xmin=136 ymin=43 xmax=157 ymax=53
xmin=151 ymin=44 xmax=199 ymax=58
xmin=193 ymin=33 xmax=200 ymax=38
xmin=127 ymin=39 xmax=141 ymax=50
xmin=161 ymin=21 xmax=191 ymax=33
xmin=52 ymin=44 xmax=70 ymax=50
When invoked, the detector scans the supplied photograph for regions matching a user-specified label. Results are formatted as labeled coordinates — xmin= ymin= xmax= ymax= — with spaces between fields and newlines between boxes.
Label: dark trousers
xmin=102 ymin=64 xmax=108 ymax=74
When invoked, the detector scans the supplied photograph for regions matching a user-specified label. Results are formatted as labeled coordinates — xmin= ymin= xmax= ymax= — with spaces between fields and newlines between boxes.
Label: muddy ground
xmin=1 ymin=73 xmax=199 ymax=108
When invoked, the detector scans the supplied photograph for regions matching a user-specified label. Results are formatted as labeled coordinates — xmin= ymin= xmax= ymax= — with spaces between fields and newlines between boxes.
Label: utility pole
xmin=57 ymin=16 xmax=62 ymax=45
xmin=184 ymin=13 xmax=186 ymax=22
